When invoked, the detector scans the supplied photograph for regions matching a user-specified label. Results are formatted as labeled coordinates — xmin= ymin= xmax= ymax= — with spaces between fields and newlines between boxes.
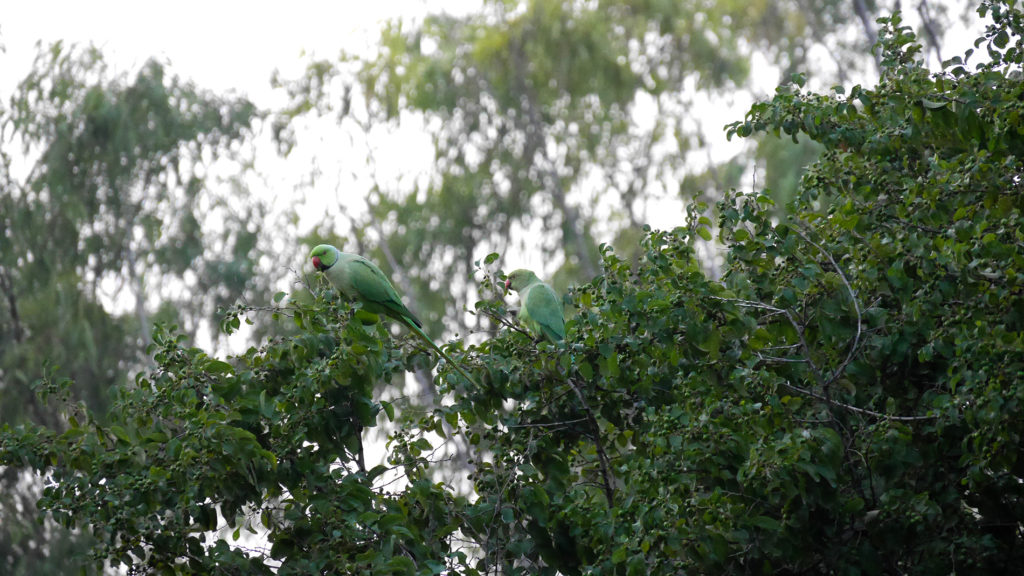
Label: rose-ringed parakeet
xmin=505 ymin=269 xmax=565 ymax=343
xmin=310 ymin=244 xmax=478 ymax=387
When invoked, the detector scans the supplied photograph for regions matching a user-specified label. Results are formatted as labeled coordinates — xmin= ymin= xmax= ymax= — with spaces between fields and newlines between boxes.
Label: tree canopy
xmin=2 ymin=1 xmax=1023 ymax=573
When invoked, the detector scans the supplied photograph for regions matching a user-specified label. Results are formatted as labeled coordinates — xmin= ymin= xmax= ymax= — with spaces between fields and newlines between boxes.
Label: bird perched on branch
xmin=310 ymin=244 xmax=478 ymax=387
xmin=505 ymin=269 xmax=565 ymax=343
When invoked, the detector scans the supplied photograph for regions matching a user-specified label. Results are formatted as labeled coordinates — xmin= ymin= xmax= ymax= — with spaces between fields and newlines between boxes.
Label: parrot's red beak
xmin=504 ymin=278 xmax=511 ymax=292
xmin=312 ymin=256 xmax=323 ymax=271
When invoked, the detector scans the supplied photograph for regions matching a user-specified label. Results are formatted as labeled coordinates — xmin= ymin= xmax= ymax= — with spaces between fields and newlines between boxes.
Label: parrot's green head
xmin=310 ymin=244 xmax=340 ymax=272
xmin=505 ymin=269 xmax=538 ymax=293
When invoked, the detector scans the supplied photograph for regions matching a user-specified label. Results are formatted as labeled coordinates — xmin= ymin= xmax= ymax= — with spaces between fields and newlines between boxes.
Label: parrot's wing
xmin=347 ymin=258 xmax=423 ymax=328
xmin=525 ymin=283 xmax=566 ymax=342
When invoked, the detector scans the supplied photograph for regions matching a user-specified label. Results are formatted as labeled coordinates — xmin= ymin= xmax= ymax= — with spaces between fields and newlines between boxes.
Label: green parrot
xmin=310 ymin=244 xmax=478 ymax=387
xmin=505 ymin=269 xmax=565 ymax=343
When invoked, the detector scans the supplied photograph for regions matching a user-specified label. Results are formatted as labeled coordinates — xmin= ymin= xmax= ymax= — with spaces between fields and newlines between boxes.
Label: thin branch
xmin=917 ymin=0 xmax=944 ymax=65
xmin=126 ymin=244 xmax=153 ymax=356
xmin=510 ymin=33 xmax=598 ymax=280
xmin=793 ymin=229 xmax=863 ymax=386
xmin=355 ymin=424 xmax=366 ymax=474
xmin=797 ymin=0 xmax=850 ymax=83
xmin=710 ymin=296 xmax=829 ymax=387
xmin=761 ymin=343 xmax=802 ymax=351
xmin=755 ymin=353 xmax=808 ymax=364
xmin=567 ymin=376 xmax=615 ymax=506
xmin=779 ymin=307 xmax=828 ymax=388
xmin=507 ymin=417 xmax=588 ymax=429
xmin=712 ymin=295 xmax=932 ymax=421
xmin=852 ymin=0 xmax=882 ymax=73
xmin=779 ymin=379 xmax=935 ymax=421
xmin=708 ymin=295 xmax=784 ymax=313
xmin=478 ymin=306 xmax=533 ymax=339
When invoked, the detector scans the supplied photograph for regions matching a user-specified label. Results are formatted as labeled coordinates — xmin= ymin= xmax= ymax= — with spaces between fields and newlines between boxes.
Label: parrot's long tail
xmin=408 ymin=322 xmax=480 ymax=388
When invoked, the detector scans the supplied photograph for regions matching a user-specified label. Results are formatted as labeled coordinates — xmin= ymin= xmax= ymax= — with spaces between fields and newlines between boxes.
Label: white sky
xmin=0 ymin=1 xmax=480 ymax=107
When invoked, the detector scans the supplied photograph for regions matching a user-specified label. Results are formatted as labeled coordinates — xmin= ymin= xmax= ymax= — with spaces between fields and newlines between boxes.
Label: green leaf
xmin=749 ymin=515 xmax=781 ymax=531
xmin=380 ymin=400 xmax=395 ymax=422
xmin=500 ymin=507 xmax=516 ymax=524
xmin=578 ymin=362 xmax=594 ymax=380
xmin=206 ymin=360 xmax=234 ymax=374
xmin=109 ymin=425 xmax=132 ymax=443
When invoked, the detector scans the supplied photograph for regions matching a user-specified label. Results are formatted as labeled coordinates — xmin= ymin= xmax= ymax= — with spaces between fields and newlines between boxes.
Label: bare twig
xmin=478 ymin=306 xmax=533 ymax=339
xmin=567 ymin=377 xmax=615 ymax=506
xmin=755 ymin=353 xmax=808 ymax=364
xmin=778 ymin=380 xmax=935 ymax=422
xmin=779 ymin=307 xmax=827 ymax=388
xmin=711 ymin=295 xmax=934 ymax=421
xmin=761 ymin=343 xmax=802 ymax=351
xmin=508 ymin=417 xmax=588 ymax=429
xmin=793 ymin=229 xmax=863 ymax=387
xmin=711 ymin=296 xmax=829 ymax=387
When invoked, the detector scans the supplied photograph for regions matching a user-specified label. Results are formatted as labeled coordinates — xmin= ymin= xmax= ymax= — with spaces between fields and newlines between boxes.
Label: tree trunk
xmin=853 ymin=0 xmax=882 ymax=72
xmin=510 ymin=38 xmax=599 ymax=280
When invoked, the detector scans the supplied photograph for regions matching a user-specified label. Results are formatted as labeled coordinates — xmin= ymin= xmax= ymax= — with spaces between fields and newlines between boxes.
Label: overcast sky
xmin=1 ymin=1 xmax=480 ymax=106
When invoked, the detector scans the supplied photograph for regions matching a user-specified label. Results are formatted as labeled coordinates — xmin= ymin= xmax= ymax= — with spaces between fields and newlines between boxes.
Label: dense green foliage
xmin=3 ymin=3 xmax=1023 ymax=573
xmin=1 ymin=292 xmax=466 ymax=573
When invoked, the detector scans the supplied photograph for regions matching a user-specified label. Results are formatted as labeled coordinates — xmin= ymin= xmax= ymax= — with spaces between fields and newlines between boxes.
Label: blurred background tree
xmin=0 ymin=43 xmax=265 ymax=574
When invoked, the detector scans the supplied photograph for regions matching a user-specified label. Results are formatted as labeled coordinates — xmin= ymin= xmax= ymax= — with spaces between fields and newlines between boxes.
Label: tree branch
xmin=510 ymin=34 xmax=598 ymax=280
xmin=125 ymin=245 xmax=152 ymax=353
xmin=793 ymin=229 xmax=863 ymax=388
xmin=917 ymin=0 xmax=944 ymax=65
xmin=508 ymin=417 xmax=588 ymax=429
xmin=567 ymin=376 xmax=615 ymax=506
xmin=710 ymin=296 xmax=934 ymax=421
xmin=852 ymin=0 xmax=882 ymax=73
xmin=778 ymin=379 xmax=935 ymax=421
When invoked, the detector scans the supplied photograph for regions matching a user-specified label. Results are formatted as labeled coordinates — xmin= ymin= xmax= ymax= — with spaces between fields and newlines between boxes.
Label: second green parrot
xmin=310 ymin=244 xmax=478 ymax=387
xmin=505 ymin=269 xmax=565 ymax=343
